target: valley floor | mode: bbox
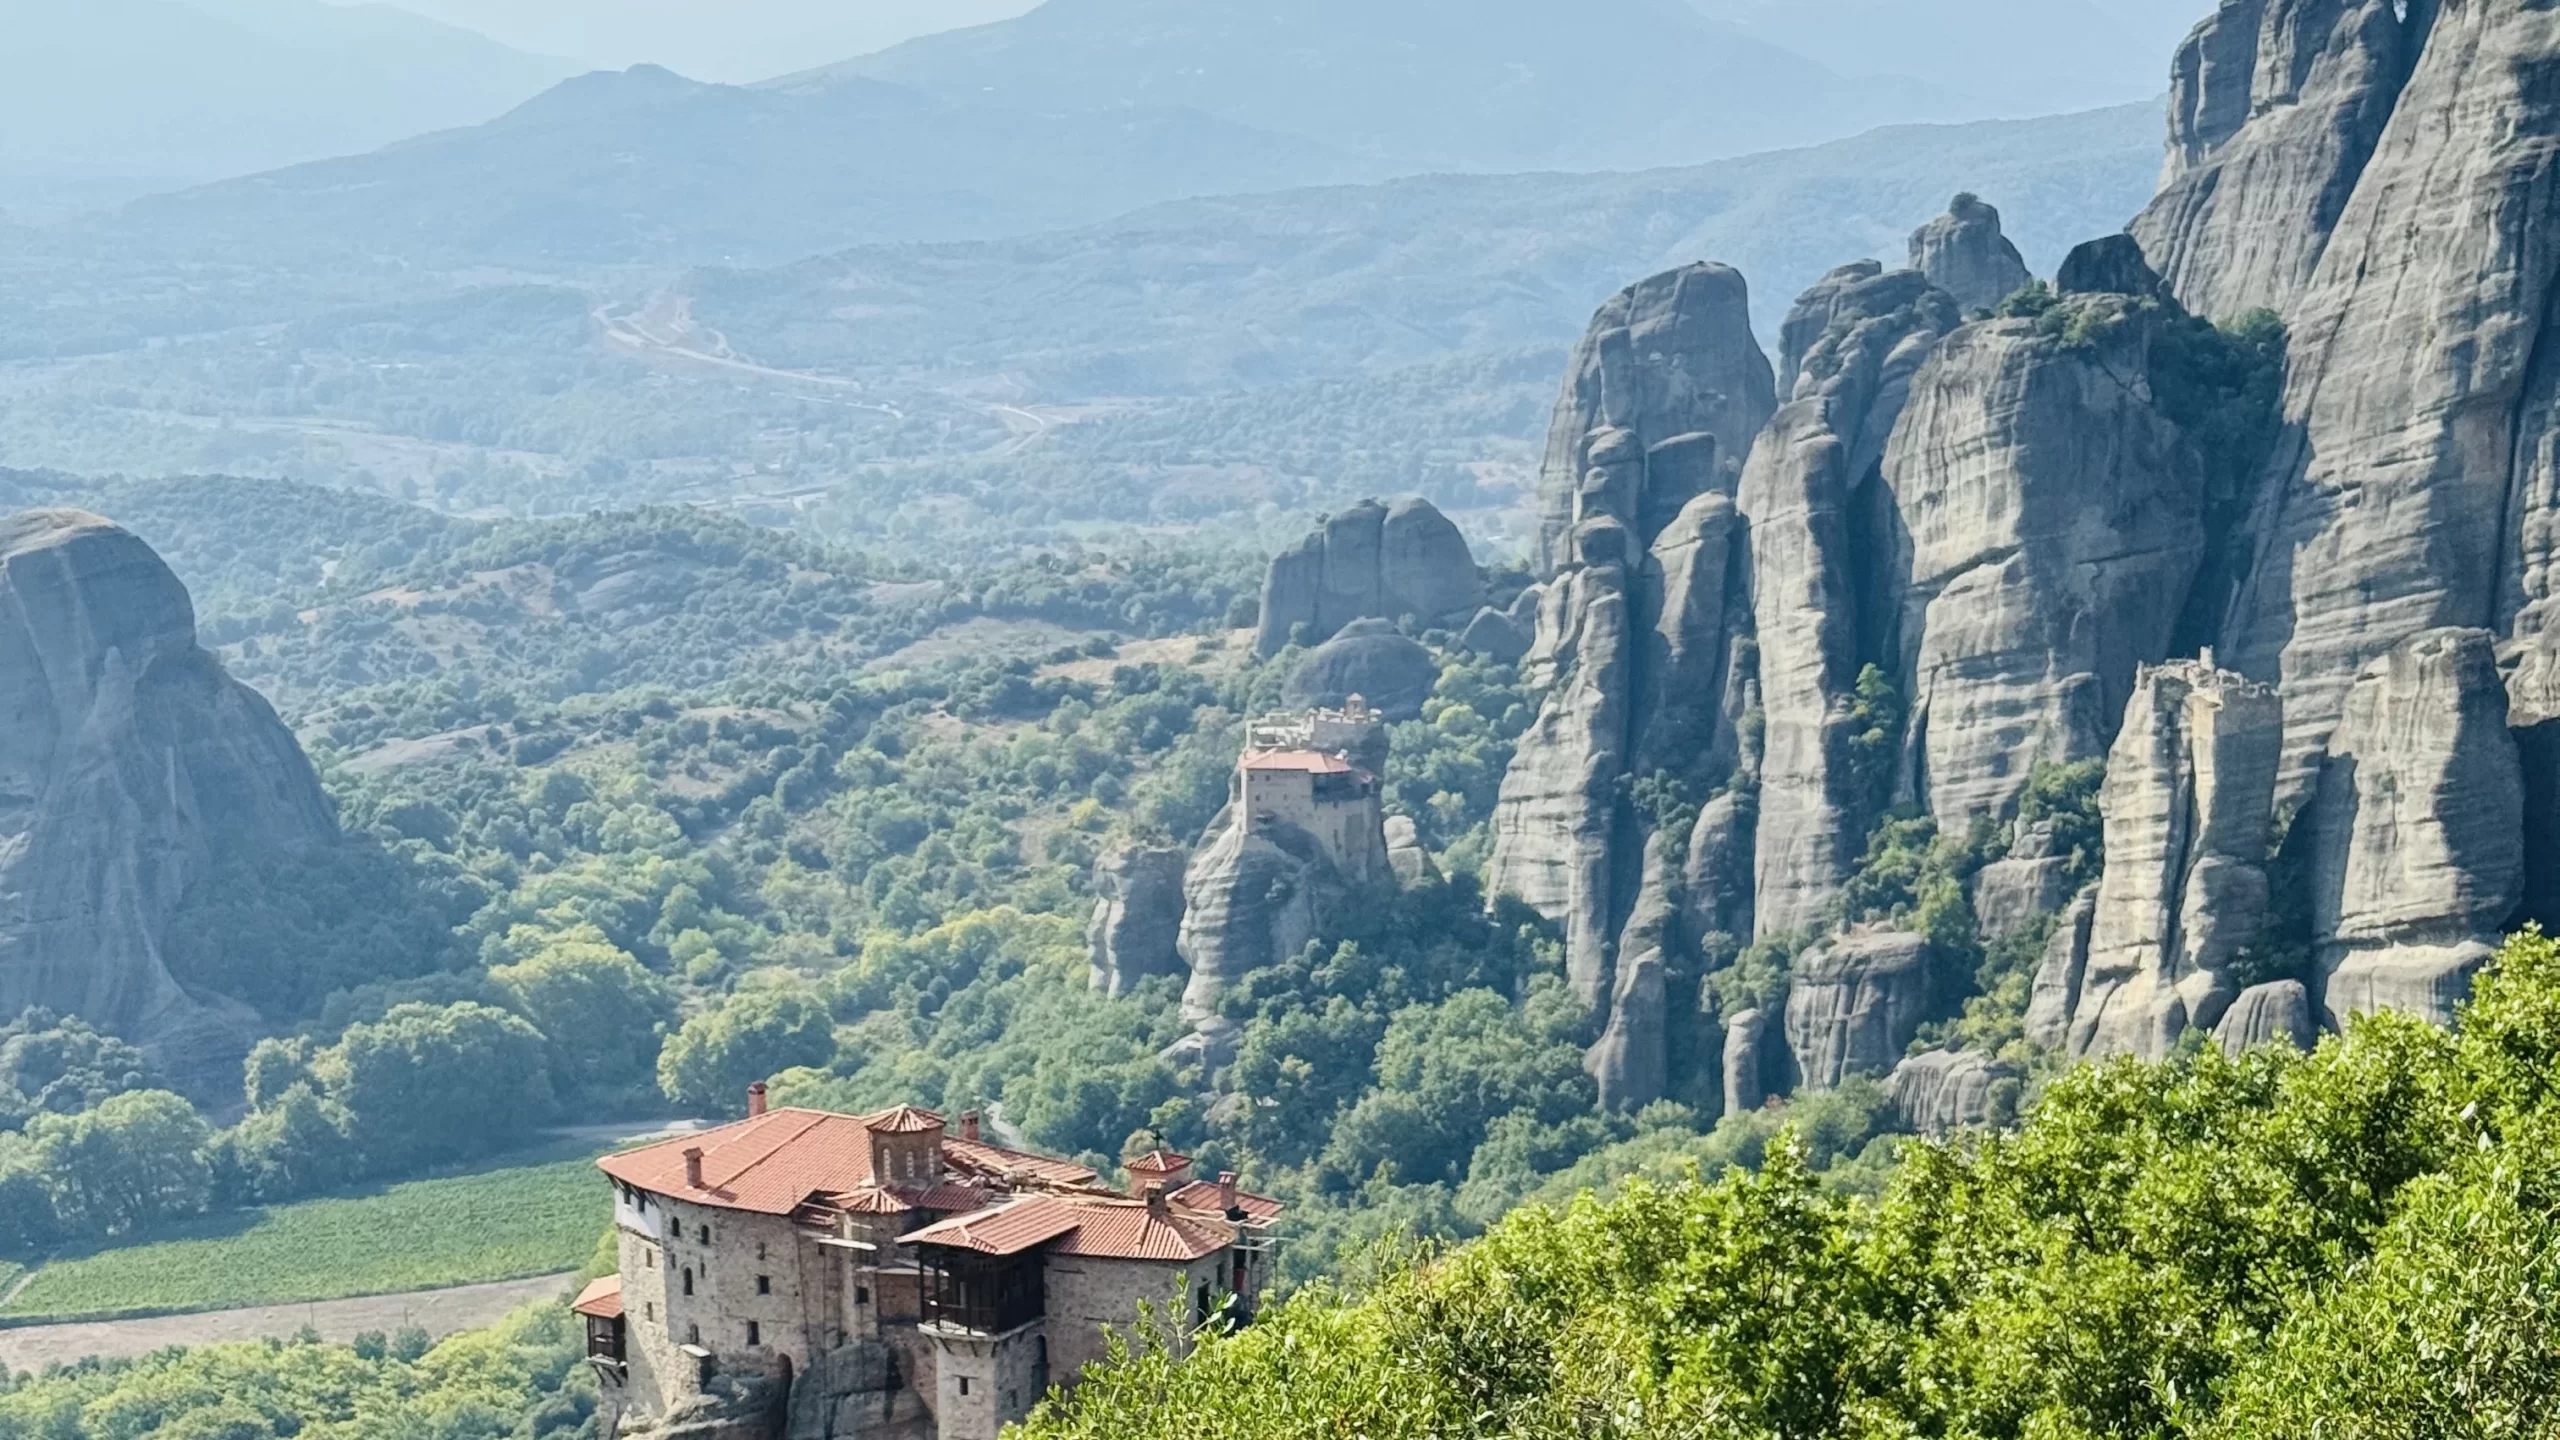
[0,1273,575,1372]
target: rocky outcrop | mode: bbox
[1384,815,1440,887]
[1531,264,1777,574]
[783,1338,932,1440]
[1088,846,1189,997]
[1783,929,1934,1091]
[1972,822,2079,944]
[1588,831,1680,1109]
[1886,292,2211,832]
[2220,0,2560,799]
[1721,1006,1776,1119]
[2024,887,2098,1051]
[2129,0,2429,321]
[1280,618,1440,719]
[1255,497,1481,655]
[0,510,338,1087]
[1907,193,2031,314]
[1175,823,1333,1030]
[2070,660,2284,1059]
[2213,979,2318,1055]
[1457,605,1532,665]
[1886,1049,2019,1135]
[1745,266,1961,938]
[2055,234,2165,300]
[2313,628,2522,1028]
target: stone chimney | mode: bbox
[683,1147,705,1189]
[747,1082,769,1117]
[961,1110,981,1141]
[1144,1183,1170,1220]
[1218,1171,1240,1215]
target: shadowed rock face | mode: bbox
[1088,846,1189,997]
[1281,619,1441,720]
[1887,1048,2018,1135]
[1907,193,2030,314]
[1785,929,1934,1090]
[0,510,337,1087]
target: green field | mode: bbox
[0,1154,605,1323]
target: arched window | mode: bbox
[682,1267,694,1296]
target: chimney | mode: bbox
[747,1082,768,1117]
[683,1147,705,1190]
[1218,1171,1240,1215]
[961,1110,981,1142]
[1144,1183,1170,1220]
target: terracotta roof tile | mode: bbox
[1123,1149,1193,1179]
[944,1138,1099,1187]
[1243,749,1356,775]
[1052,1199,1234,1262]
[598,1108,881,1215]
[572,1275,624,1320]
[862,1105,947,1134]
[902,1181,994,1212]
[905,1195,1086,1256]
[1170,1180,1284,1223]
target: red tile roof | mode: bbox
[1247,749,1369,775]
[573,1275,624,1320]
[863,1105,947,1134]
[943,1137,1099,1188]
[599,1109,884,1215]
[905,1195,1086,1256]
[1123,1149,1193,1179]
[1170,1180,1284,1224]
[1053,1199,1234,1262]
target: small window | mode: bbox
[746,1321,761,1347]
[855,1286,870,1305]
[686,1323,701,1345]
[645,1251,656,1269]
[959,1378,972,1397]
[699,1225,711,1244]
[645,1303,655,1322]
[682,1268,694,1297]
[757,1242,768,1261]
[756,1275,772,1295]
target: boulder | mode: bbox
[1971,823,2077,943]
[1744,268,1959,937]
[1532,263,1778,572]
[1906,194,2031,314]
[0,510,338,1089]
[1087,846,1188,997]
[1721,1006,1774,1119]
[2129,0,2427,321]
[2312,628,2522,1028]
[2055,234,2164,300]
[1885,294,2210,833]
[2071,660,2284,1059]
[1255,496,1481,656]
[1280,618,1440,720]
[1457,605,1531,664]
[1383,815,1440,887]
[1176,823,1332,1029]
[1886,1049,2019,1135]
[2213,980,2318,1056]
[1784,929,1935,1090]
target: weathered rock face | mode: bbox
[2220,0,2560,800]
[1280,618,1441,719]
[1886,294,2211,832]
[2069,660,2284,1059]
[2056,234,2166,300]
[1175,822,1333,1030]
[2130,0,2429,322]
[1784,929,1934,1091]
[1383,814,1441,887]
[1745,267,1961,938]
[1256,496,1481,656]
[1972,821,2078,944]
[1721,1006,1778,1119]
[1088,846,1189,997]
[1907,193,2031,314]
[1531,263,1777,574]
[0,510,337,1086]
[2023,886,2098,1052]
[1587,831,1680,1109]
[2313,628,2522,1028]
[2213,979,2318,1056]
[1886,1048,2019,1135]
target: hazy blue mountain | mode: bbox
[1694,0,2211,116]
[0,0,575,204]
[826,0,1968,175]
[685,102,2167,394]
[374,0,1041,82]
[93,66,1357,268]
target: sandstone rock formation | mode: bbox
[2213,979,2318,1055]
[1722,1006,1776,1119]
[1175,823,1332,1031]
[2055,234,2165,300]
[1907,193,2031,314]
[1886,1048,2018,1135]
[1972,822,2079,944]
[0,510,338,1086]
[1745,266,1960,938]
[1885,292,2211,833]
[2024,887,2098,1052]
[1256,497,1481,656]
[1384,815,1440,887]
[2313,628,2522,1028]
[1280,618,1441,719]
[1087,846,1188,997]
[2070,660,2284,1059]
[1531,263,1777,573]
[1784,929,1933,1090]
[2129,0,2429,321]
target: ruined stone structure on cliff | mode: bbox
[586,1091,1279,1440]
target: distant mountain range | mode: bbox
[372,0,1041,84]
[0,0,573,209]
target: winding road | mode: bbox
[0,1273,577,1372]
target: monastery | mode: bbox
[577,1088,1279,1440]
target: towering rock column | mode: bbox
[1907,193,2031,314]
[2312,628,2523,1028]
[2069,659,2284,1059]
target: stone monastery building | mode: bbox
[1239,699,1385,882]
[576,1089,1279,1440]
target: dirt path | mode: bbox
[0,1273,577,1372]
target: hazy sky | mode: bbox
[359,0,1040,81]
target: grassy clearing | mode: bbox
[0,1153,604,1323]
